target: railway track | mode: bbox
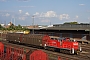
[81,43,90,52]
[44,49,90,60]
[1,40,90,60]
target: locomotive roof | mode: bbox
[49,36,59,39]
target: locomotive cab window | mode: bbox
[70,39,76,42]
[51,38,58,40]
[55,38,58,40]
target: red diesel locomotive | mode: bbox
[6,33,82,54]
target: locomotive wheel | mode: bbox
[64,50,69,54]
[60,49,62,53]
[60,49,71,54]
[60,49,64,53]
[44,46,47,50]
[75,51,80,55]
[37,46,41,49]
[62,49,65,54]
[52,48,55,52]
[65,50,70,54]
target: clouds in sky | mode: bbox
[34,11,71,21]
[41,19,50,23]
[5,13,10,17]
[0,10,78,21]
[2,13,10,17]
[19,10,22,14]
[76,15,78,18]
[59,14,70,20]
[79,4,85,6]
[0,9,88,25]
[18,11,30,20]
[33,11,72,24]
[25,12,30,16]
[17,10,30,20]
[34,11,57,18]
[18,16,26,20]
[43,11,57,17]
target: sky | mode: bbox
[0,0,90,26]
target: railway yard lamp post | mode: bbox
[32,16,34,34]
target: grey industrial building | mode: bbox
[30,24,90,40]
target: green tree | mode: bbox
[0,24,4,30]
[64,22,78,24]
[15,24,22,30]
[9,23,15,30]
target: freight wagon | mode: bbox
[0,42,49,60]
[6,33,82,55]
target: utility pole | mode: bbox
[32,16,34,34]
